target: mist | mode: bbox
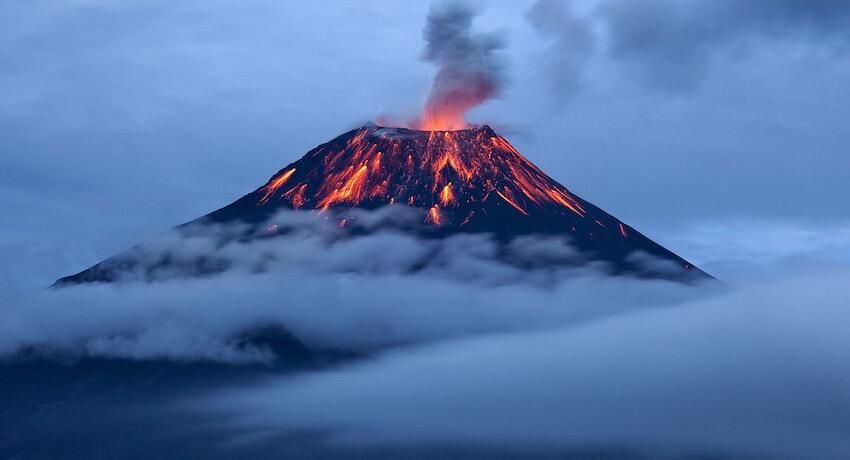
[200,268,850,459]
[1,209,709,363]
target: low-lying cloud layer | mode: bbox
[1,209,707,363]
[2,210,849,458]
[201,267,850,458]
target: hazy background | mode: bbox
[2,1,850,458]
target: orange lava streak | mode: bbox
[285,183,308,208]
[427,205,443,225]
[619,223,628,238]
[268,127,590,229]
[488,137,586,217]
[431,132,474,182]
[439,183,455,207]
[371,151,382,172]
[259,168,296,204]
[490,136,518,155]
[496,187,529,216]
[546,189,586,217]
[318,164,369,209]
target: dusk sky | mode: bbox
[3,0,850,292]
[2,1,850,458]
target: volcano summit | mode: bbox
[57,124,708,285]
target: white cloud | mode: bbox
[199,267,850,458]
[0,210,710,363]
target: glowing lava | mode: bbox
[55,123,711,286]
[439,183,455,207]
[259,168,295,204]
[254,125,597,228]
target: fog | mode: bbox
[201,268,850,458]
[1,210,708,363]
[3,211,849,458]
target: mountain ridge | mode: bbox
[56,124,709,285]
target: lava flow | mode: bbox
[56,123,709,285]
[252,125,589,229]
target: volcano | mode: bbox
[56,124,708,285]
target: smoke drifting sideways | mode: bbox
[411,1,506,131]
[0,208,709,364]
[592,0,850,92]
[526,0,594,107]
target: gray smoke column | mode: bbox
[412,1,506,130]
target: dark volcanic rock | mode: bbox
[56,125,709,285]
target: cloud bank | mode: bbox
[1,209,707,363]
[201,267,850,458]
[2,213,849,458]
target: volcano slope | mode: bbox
[56,124,709,285]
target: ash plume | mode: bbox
[601,0,850,91]
[412,1,506,130]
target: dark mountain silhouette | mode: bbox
[56,124,709,285]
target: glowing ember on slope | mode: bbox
[440,183,455,207]
[496,187,529,216]
[258,168,295,204]
[318,164,369,210]
[427,205,443,225]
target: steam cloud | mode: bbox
[413,1,506,130]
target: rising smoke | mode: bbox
[412,1,506,130]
